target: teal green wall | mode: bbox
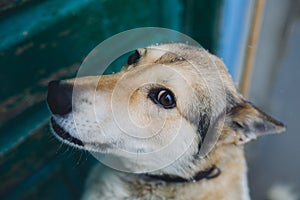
[0,0,222,199]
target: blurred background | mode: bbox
[0,0,299,199]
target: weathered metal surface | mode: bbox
[0,0,34,14]
[0,0,221,199]
[0,124,96,199]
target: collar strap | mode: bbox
[145,165,221,183]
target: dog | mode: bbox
[47,43,285,200]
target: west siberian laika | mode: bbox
[47,43,285,200]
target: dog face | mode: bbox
[47,43,285,174]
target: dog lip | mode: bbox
[50,117,84,146]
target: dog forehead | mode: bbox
[142,44,232,85]
[144,44,225,74]
[165,44,236,86]
[146,43,206,62]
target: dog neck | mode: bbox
[82,145,250,200]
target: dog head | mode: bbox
[47,43,285,175]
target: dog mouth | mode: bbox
[50,117,84,146]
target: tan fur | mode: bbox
[48,43,285,200]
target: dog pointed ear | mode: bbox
[227,101,286,144]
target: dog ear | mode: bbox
[227,101,286,144]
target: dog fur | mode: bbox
[47,43,285,200]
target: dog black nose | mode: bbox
[47,80,73,115]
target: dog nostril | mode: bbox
[47,80,73,115]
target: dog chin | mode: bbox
[50,117,85,148]
[50,117,113,153]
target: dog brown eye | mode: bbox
[127,50,140,65]
[148,88,176,109]
[158,90,175,108]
